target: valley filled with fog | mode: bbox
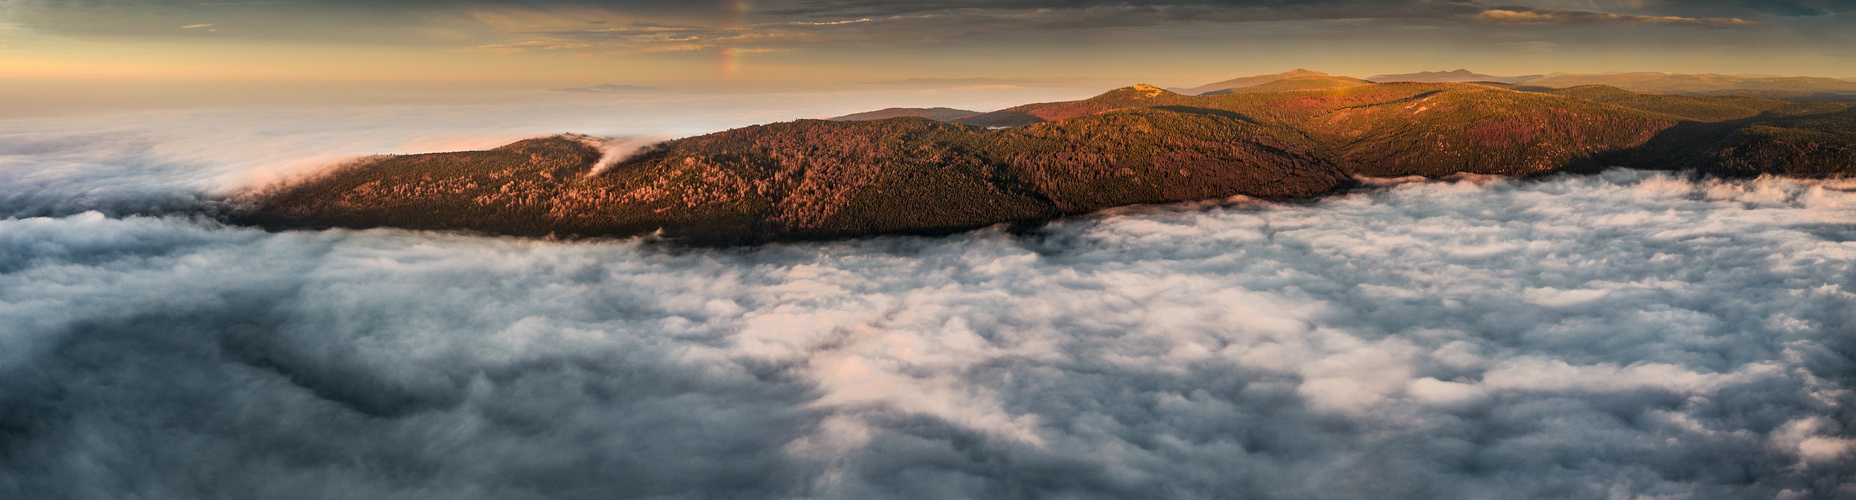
[2,93,1853,499]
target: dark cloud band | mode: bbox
[0,0,1813,45]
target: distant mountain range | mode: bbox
[1201,75,1371,95]
[865,77,1030,87]
[1170,70,1856,98]
[827,107,980,122]
[1517,72,1856,97]
[246,77,1856,244]
[862,77,1116,88]
[1170,69,1332,95]
[1367,69,1542,84]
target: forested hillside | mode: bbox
[244,81,1856,243]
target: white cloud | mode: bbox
[1,103,1853,498]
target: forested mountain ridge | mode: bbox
[242,81,1856,243]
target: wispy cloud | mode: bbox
[1,0,1784,50]
[1497,40,1558,53]
[1470,7,1756,26]
[448,1,1770,57]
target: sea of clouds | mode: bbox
[1,94,1854,499]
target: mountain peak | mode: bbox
[1130,83,1166,94]
[1109,84,1172,98]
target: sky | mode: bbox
[1,0,1854,115]
[3,4,1855,497]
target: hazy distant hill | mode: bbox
[1518,72,1856,96]
[862,77,1112,88]
[837,77,1368,124]
[246,81,1856,243]
[951,84,1191,127]
[1368,69,1541,84]
[828,107,980,122]
[1173,69,1333,95]
[1201,76,1370,95]
[549,84,662,93]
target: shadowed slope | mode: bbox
[1547,85,1787,122]
[1696,106,1856,177]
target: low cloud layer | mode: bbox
[1,103,1853,498]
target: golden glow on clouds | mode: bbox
[440,2,796,78]
[719,46,740,78]
[0,35,700,85]
[1475,9,1559,23]
[1470,8,1755,26]
[0,0,1850,116]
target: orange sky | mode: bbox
[3,0,1852,115]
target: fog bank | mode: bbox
[1,99,1853,498]
[0,170,1851,498]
